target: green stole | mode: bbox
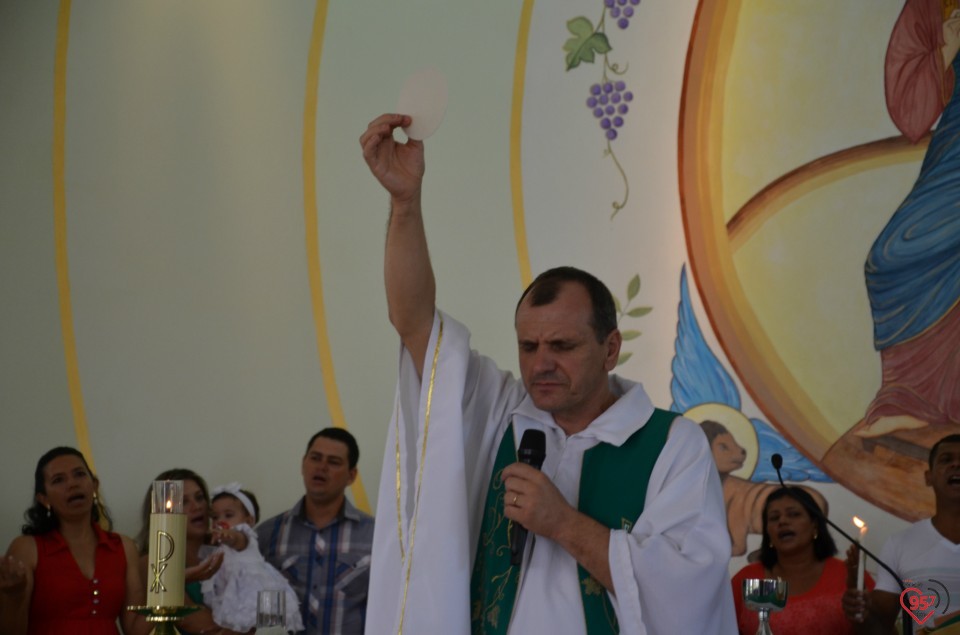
[469,409,676,635]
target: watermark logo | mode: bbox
[900,579,950,627]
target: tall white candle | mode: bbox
[853,516,867,591]
[147,480,186,608]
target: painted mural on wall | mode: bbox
[558,0,844,550]
[679,0,960,522]
[853,0,960,481]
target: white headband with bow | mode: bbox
[211,482,256,521]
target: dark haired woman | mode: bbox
[730,487,874,635]
[0,447,150,635]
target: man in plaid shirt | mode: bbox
[257,428,375,634]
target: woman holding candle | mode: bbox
[730,487,875,635]
[136,469,248,635]
[0,446,151,635]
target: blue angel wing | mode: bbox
[750,418,832,483]
[670,266,740,412]
[670,267,832,484]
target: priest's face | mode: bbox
[515,282,621,433]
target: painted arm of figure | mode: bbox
[359,113,433,378]
[945,10,960,69]
[0,538,35,635]
[886,0,957,142]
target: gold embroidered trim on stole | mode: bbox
[396,316,444,634]
[393,388,404,563]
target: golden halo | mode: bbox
[685,402,759,479]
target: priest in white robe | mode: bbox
[359,113,737,635]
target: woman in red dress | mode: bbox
[0,447,150,635]
[731,487,875,635]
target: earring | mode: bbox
[46,505,52,518]
[93,492,99,503]
[813,530,818,540]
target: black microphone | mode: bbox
[771,453,784,474]
[769,454,911,633]
[510,429,546,566]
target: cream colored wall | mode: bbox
[0,0,531,551]
[0,0,914,578]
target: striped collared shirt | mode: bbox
[257,497,374,635]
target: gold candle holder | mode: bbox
[129,480,198,635]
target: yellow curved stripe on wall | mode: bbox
[302,0,370,513]
[680,0,832,454]
[54,0,97,473]
[511,0,535,289]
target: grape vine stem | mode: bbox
[604,141,629,218]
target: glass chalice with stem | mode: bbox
[742,578,788,635]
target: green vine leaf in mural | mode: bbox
[626,273,640,300]
[612,273,653,367]
[563,17,612,70]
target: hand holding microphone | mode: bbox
[505,429,546,566]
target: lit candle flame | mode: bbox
[852,516,867,532]
[166,499,173,512]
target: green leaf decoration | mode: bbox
[621,329,641,341]
[581,576,605,596]
[626,306,652,318]
[563,17,611,70]
[626,274,640,300]
[617,352,633,366]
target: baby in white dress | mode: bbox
[202,483,304,632]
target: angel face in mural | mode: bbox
[703,420,747,474]
[860,0,960,451]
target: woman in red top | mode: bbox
[0,447,150,635]
[731,487,875,635]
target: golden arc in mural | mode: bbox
[678,0,937,520]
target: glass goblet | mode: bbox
[742,578,788,635]
[256,589,287,634]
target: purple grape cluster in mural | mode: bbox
[604,0,641,30]
[587,81,633,141]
